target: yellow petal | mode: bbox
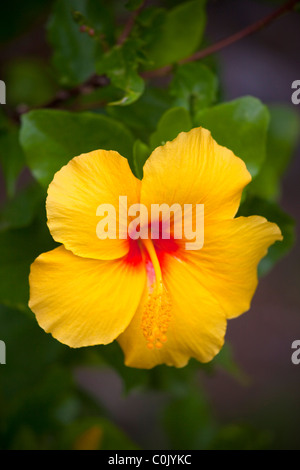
[29,245,146,347]
[46,150,141,260]
[141,127,251,222]
[181,216,282,319]
[118,252,227,369]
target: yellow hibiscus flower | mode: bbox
[28,127,282,369]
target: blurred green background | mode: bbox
[0,0,299,450]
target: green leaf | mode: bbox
[164,385,216,449]
[0,109,9,131]
[170,62,218,115]
[0,213,57,311]
[133,139,150,179]
[20,109,134,188]
[196,96,270,177]
[3,364,76,449]
[0,181,44,231]
[126,0,143,11]
[72,82,124,109]
[107,86,172,141]
[142,0,206,69]
[0,128,26,198]
[150,106,192,150]
[238,196,295,276]
[96,40,145,106]
[212,424,272,450]
[110,77,144,106]
[4,58,57,107]
[47,0,113,86]
[0,305,66,399]
[249,105,300,200]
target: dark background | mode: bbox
[0,0,299,449]
[205,0,300,450]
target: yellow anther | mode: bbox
[141,239,171,350]
[153,327,160,338]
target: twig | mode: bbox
[183,0,299,65]
[117,1,145,46]
[143,0,300,79]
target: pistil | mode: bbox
[141,239,171,350]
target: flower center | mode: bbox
[141,239,171,350]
